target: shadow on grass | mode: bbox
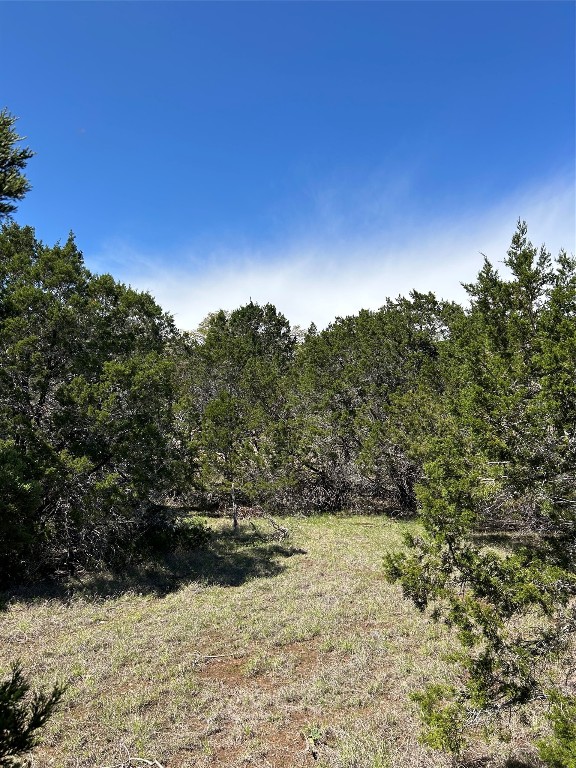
[457,757,541,768]
[0,525,307,609]
[471,531,543,554]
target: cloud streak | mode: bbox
[89,175,575,331]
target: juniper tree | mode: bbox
[0,110,34,219]
[0,223,181,583]
[385,222,576,760]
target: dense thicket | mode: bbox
[0,223,188,582]
[282,294,456,513]
[168,294,453,519]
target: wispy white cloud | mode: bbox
[88,174,575,331]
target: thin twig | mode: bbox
[100,759,166,768]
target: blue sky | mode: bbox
[2,1,574,329]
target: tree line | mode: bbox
[1,110,575,764]
[1,222,458,583]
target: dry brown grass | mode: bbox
[0,516,545,768]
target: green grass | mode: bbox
[0,516,546,768]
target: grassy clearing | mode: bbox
[0,516,545,768]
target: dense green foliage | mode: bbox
[385,223,576,761]
[0,109,34,219]
[180,302,296,521]
[283,294,454,513]
[0,223,185,582]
